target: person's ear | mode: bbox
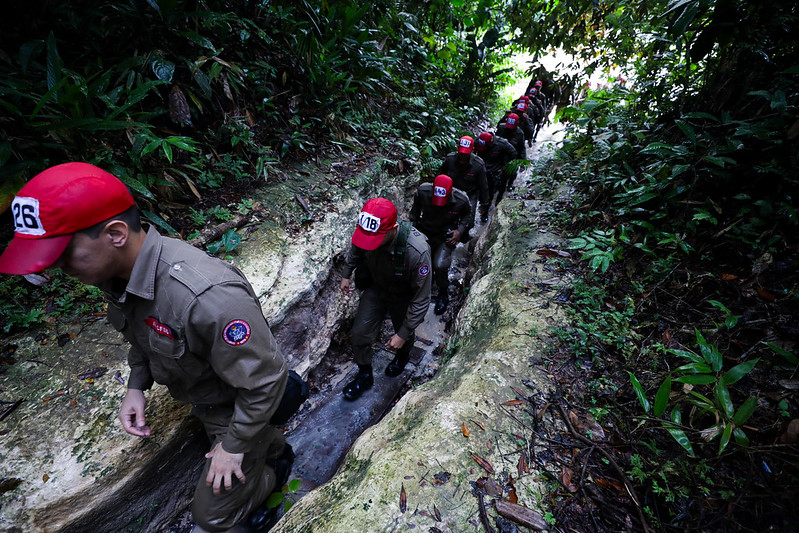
[104,220,129,248]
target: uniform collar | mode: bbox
[121,226,163,301]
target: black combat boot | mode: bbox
[385,353,410,377]
[342,366,373,401]
[245,444,296,532]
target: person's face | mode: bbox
[51,230,117,286]
[376,227,398,251]
[457,152,470,165]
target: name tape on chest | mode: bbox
[357,211,381,233]
[145,317,175,339]
[11,197,45,236]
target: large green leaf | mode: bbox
[654,375,671,416]
[733,397,758,426]
[628,372,650,413]
[721,358,759,385]
[714,381,734,418]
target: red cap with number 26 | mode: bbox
[351,197,398,251]
[0,162,135,275]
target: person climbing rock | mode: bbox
[0,162,295,533]
[409,174,471,315]
[339,198,431,401]
[439,135,490,229]
[475,131,518,205]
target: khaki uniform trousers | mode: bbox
[351,287,414,366]
[191,404,286,532]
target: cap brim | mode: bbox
[432,196,447,206]
[0,234,72,275]
[351,227,385,251]
[457,148,471,154]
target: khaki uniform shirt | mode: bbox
[341,226,432,340]
[104,228,287,455]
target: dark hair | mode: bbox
[79,205,142,239]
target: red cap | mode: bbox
[506,113,519,129]
[476,132,493,152]
[432,175,453,206]
[457,135,474,154]
[534,80,543,87]
[516,102,528,113]
[0,162,135,275]
[351,198,398,250]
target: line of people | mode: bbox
[337,80,552,404]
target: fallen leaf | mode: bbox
[560,466,577,492]
[471,452,495,474]
[757,287,776,301]
[485,477,503,497]
[472,419,485,431]
[511,386,527,398]
[433,504,441,521]
[400,483,407,513]
[517,453,530,476]
[502,399,525,406]
[720,273,737,280]
[42,474,49,482]
[595,477,625,493]
[462,423,470,438]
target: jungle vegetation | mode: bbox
[1,0,797,531]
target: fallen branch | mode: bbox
[187,212,253,248]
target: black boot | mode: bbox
[434,293,449,315]
[246,444,296,532]
[385,353,409,377]
[343,366,373,401]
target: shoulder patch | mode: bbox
[418,264,430,277]
[223,319,251,346]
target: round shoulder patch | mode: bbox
[223,319,251,346]
[418,264,430,277]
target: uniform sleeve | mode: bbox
[455,194,472,236]
[398,239,432,340]
[127,346,155,391]
[409,190,423,224]
[187,282,288,454]
[340,243,363,279]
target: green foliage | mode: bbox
[266,478,302,513]
[630,330,759,456]
[206,229,242,255]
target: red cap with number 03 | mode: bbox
[457,135,474,154]
[351,197,398,250]
[432,175,453,206]
[0,162,135,275]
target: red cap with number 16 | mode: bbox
[0,162,135,275]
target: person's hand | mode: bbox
[118,389,151,437]
[386,334,406,351]
[446,230,461,247]
[205,442,246,495]
[340,278,354,296]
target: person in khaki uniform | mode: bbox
[409,175,471,315]
[0,162,290,533]
[339,198,431,401]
